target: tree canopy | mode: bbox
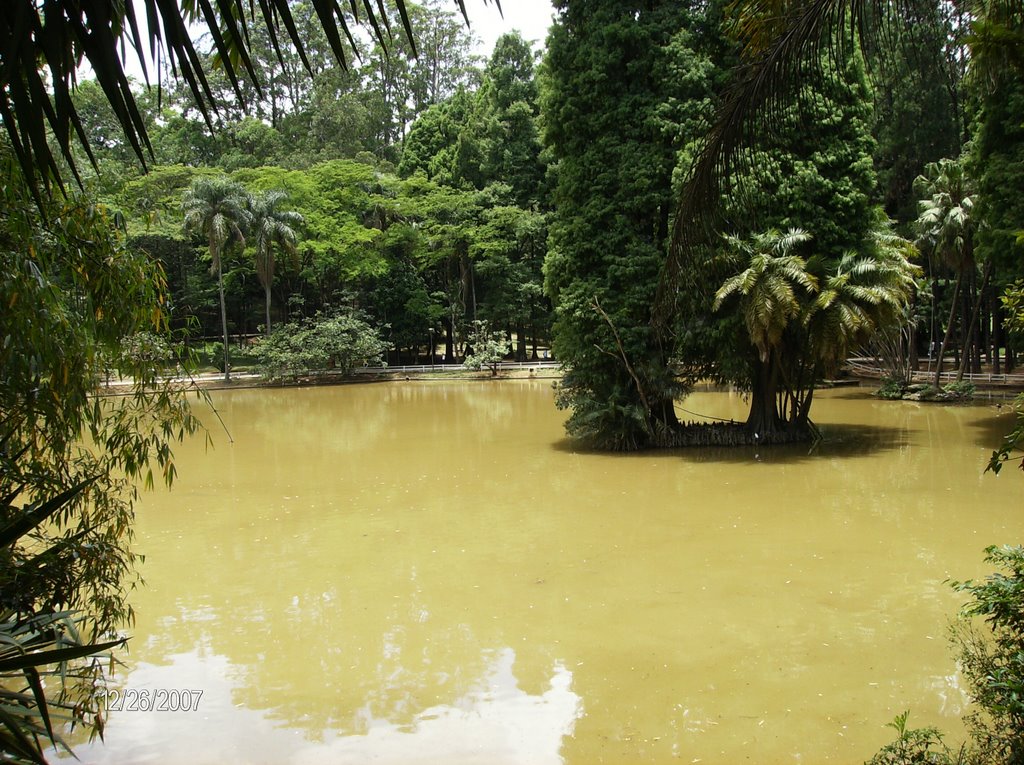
[0,0,496,197]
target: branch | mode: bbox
[591,295,651,416]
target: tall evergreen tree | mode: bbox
[478,32,545,207]
[542,0,716,450]
[869,0,965,225]
[972,45,1024,284]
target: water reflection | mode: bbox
[296,649,581,765]
[67,648,581,765]
[59,383,1024,764]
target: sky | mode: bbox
[461,0,558,54]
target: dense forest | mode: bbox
[74,3,551,371]
[63,0,1023,449]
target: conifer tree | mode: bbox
[542,0,717,449]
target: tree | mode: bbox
[247,190,304,335]
[868,0,965,225]
[673,41,882,444]
[359,0,477,158]
[0,0,448,195]
[542,0,715,450]
[478,32,545,207]
[913,157,976,385]
[472,197,550,361]
[711,221,918,439]
[660,0,1023,337]
[399,87,485,187]
[713,229,818,434]
[182,177,251,380]
[255,312,388,381]
[971,12,1024,372]
[808,222,921,378]
[463,320,511,375]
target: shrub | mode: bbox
[877,377,909,400]
[462,320,510,377]
[987,393,1024,474]
[943,380,976,399]
[256,312,387,381]
[866,710,964,765]
[950,546,1024,765]
[207,341,227,373]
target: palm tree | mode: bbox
[182,177,250,381]
[807,226,920,377]
[715,228,817,361]
[714,228,818,435]
[247,190,303,336]
[913,158,976,386]
[715,224,918,434]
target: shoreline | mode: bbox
[96,364,563,396]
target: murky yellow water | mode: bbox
[62,382,1023,765]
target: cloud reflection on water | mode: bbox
[62,646,582,765]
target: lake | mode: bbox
[62,381,1024,764]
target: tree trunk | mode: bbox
[957,261,992,381]
[797,384,815,428]
[933,271,963,387]
[265,285,272,337]
[218,264,231,382]
[993,295,1004,375]
[651,394,680,435]
[746,356,780,438]
[442,316,454,363]
[909,321,919,375]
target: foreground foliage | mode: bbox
[0,150,201,758]
[868,546,1024,765]
[951,546,1024,764]
[866,710,965,765]
[989,283,1024,473]
[0,480,128,764]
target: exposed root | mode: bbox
[653,421,815,448]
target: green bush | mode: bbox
[988,393,1024,474]
[866,710,964,765]
[463,320,510,377]
[206,341,227,373]
[877,377,909,400]
[951,546,1024,765]
[255,312,387,381]
[867,547,1024,765]
[943,380,976,399]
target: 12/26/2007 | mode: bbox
[96,688,203,712]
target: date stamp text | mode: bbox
[95,688,204,713]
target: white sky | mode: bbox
[462,0,558,54]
